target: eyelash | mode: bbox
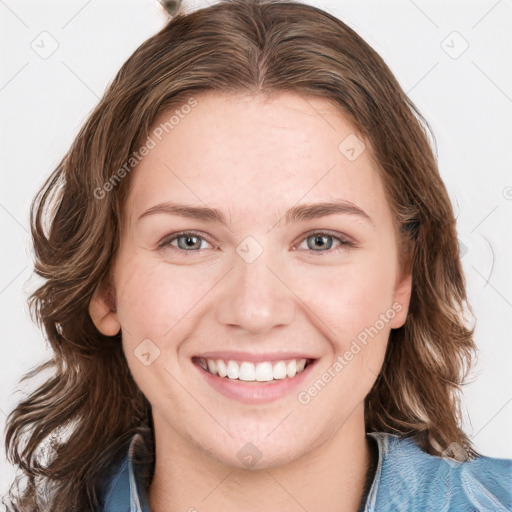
[157,230,355,255]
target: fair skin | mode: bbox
[90,91,411,512]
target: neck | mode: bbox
[149,405,374,512]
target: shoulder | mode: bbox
[365,432,512,512]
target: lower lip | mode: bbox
[194,360,316,404]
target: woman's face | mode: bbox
[96,91,411,468]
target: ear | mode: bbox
[389,235,414,329]
[390,270,412,329]
[88,279,121,336]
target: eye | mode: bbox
[158,231,214,252]
[295,232,355,254]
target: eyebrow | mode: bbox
[137,199,373,226]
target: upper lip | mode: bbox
[193,351,318,363]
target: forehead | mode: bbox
[124,91,390,229]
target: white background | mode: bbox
[1,0,511,499]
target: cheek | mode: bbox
[291,248,399,343]
[113,255,220,342]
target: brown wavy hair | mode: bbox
[4,0,477,510]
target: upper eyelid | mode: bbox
[158,231,214,249]
[297,229,355,244]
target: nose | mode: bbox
[215,248,295,335]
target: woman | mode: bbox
[4,1,511,511]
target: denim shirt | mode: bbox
[99,431,512,512]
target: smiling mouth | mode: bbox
[192,357,315,383]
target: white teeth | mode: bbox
[198,357,310,382]
[207,359,217,374]
[272,361,287,380]
[227,360,239,379]
[239,362,256,381]
[286,360,297,378]
[255,362,273,382]
[217,359,227,377]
